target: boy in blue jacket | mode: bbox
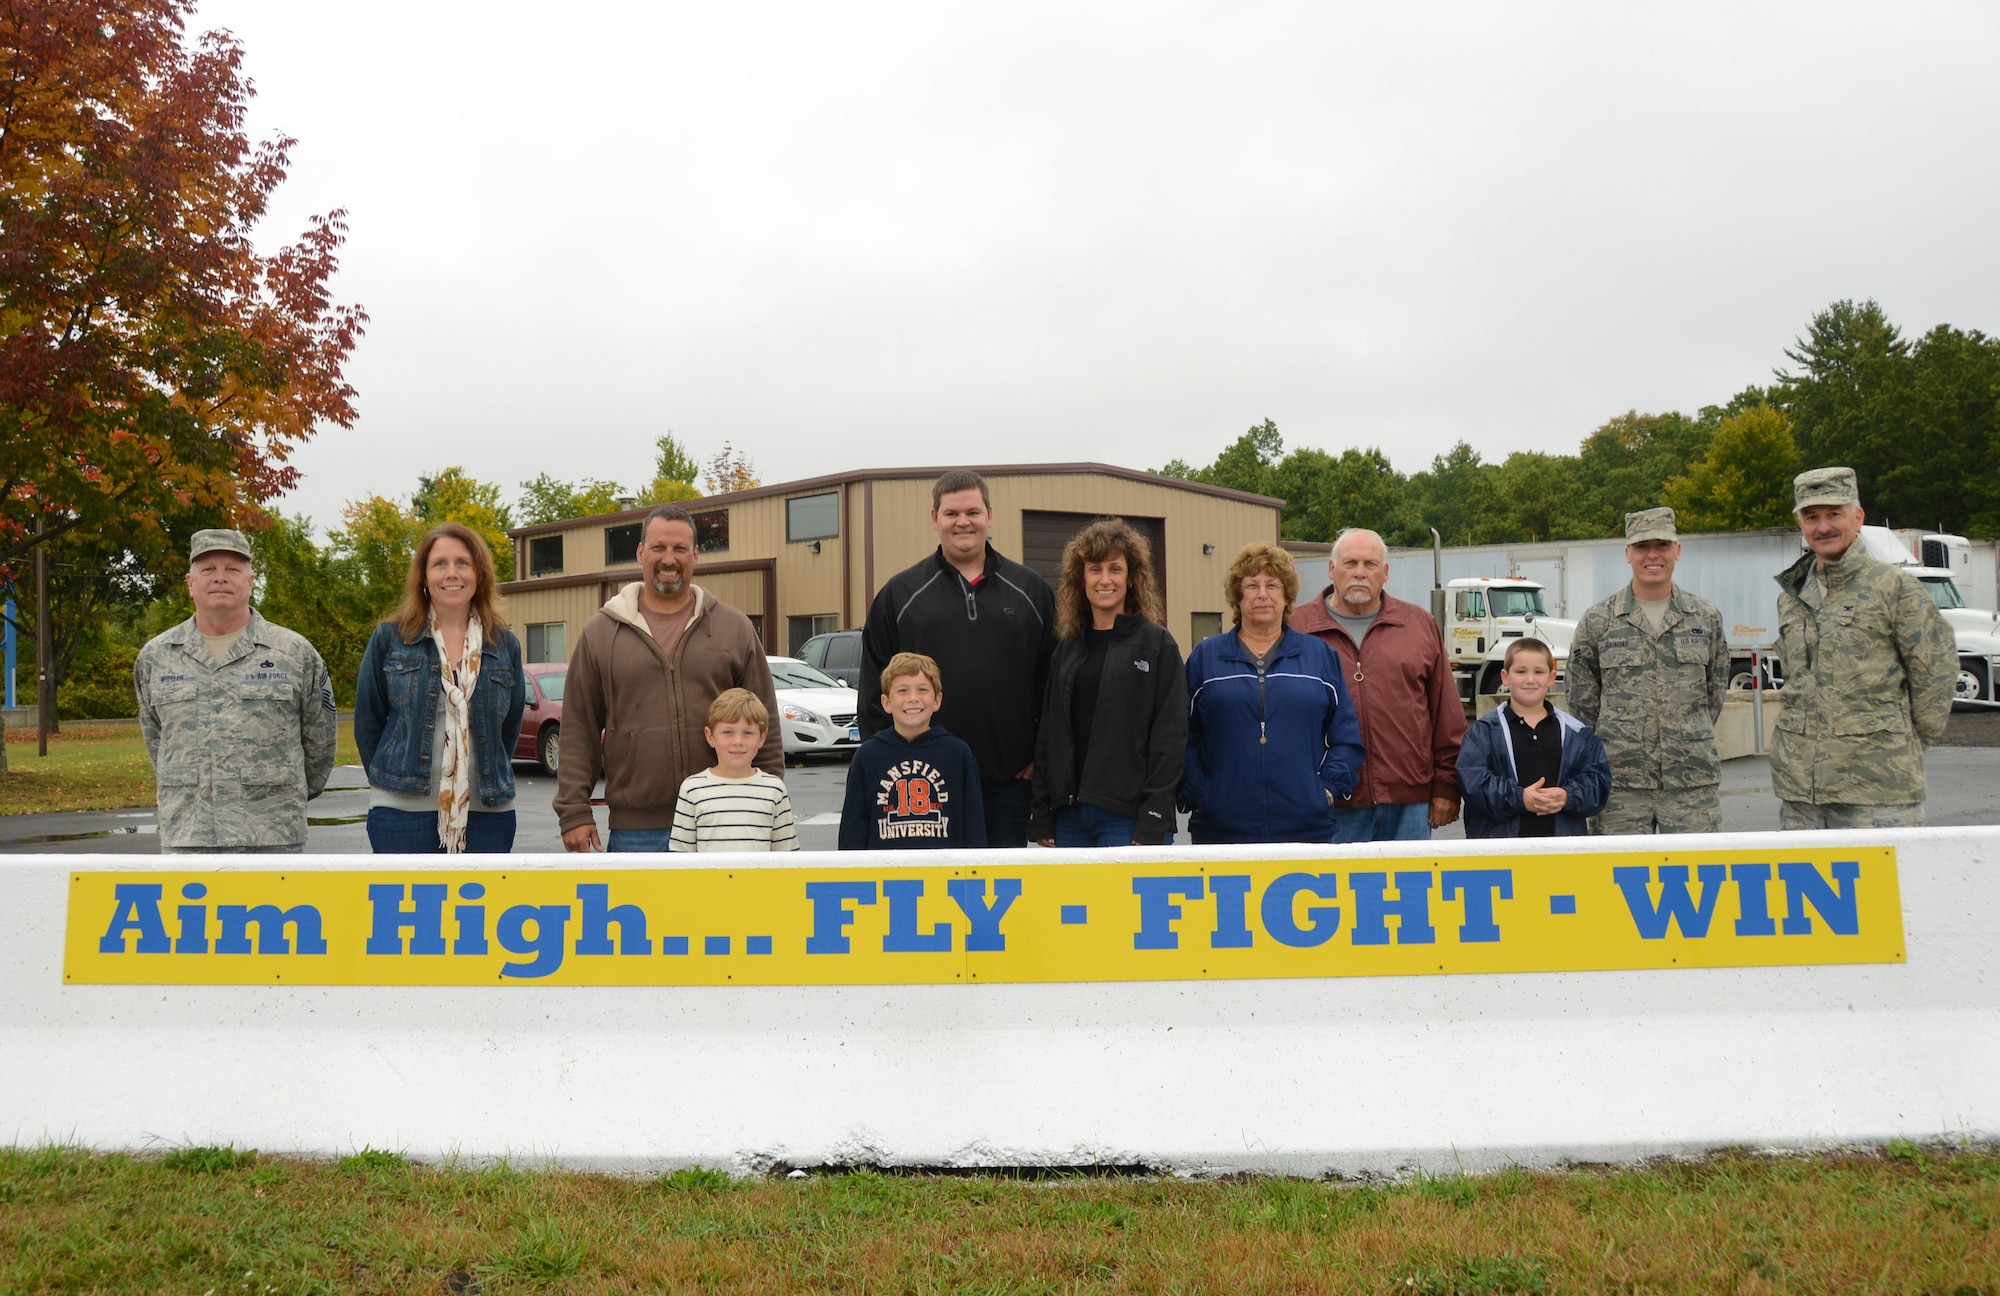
[839,652,987,849]
[1460,638,1610,838]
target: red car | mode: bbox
[514,663,566,776]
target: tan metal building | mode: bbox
[498,463,1283,664]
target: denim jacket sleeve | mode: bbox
[353,624,392,771]
[494,630,527,756]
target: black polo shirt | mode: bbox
[1502,704,1563,838]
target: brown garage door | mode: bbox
[1020,511,1168,616]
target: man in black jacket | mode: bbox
[860,470,1056,847]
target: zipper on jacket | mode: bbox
[1257,658,1268,745]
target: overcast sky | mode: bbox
[190,0,2000,534]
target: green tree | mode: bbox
[519,473,623,525]
[1571,411,1716,534]
[1661,405,1801,532]
[637,433,702,505]
[1199,420,1284,497]
[412,467,515,580]
[1152,420,1287,498]
[1775,299,1910,491]
[330,495,421,595]
[1274,446,1412,542]
[1400,442,1495,547]
[1491,452,1591,541]
[250,514,382,705]
[1901,325,2000,534]
[0,528,163,725]
[653,434,699,485]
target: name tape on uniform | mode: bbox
[64,848,1903,986]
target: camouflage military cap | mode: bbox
[188,528,254,562]
[1624,507,1678,543]
[1793,466,1859,510]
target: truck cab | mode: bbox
[1440,577,1576,701]
[1860,527,2000,705]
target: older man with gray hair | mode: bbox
[1291,527,1465,841]
[133,528,338,852]
[1771,467,1956,829]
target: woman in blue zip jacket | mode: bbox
[1180,543,1364,845]
[354,522,527,853]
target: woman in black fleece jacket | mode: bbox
[1029,518,1188,846]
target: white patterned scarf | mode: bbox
[430,610,484,853]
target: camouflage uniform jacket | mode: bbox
[1770,543,1955,806]
[134,611,338,849]
[1565,584,1729,790]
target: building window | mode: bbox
[526,622,567,664]
[694,509,729,553]
[786,492,839,542]
[787,613,839,657]
[1189,612,1223,645]
[604,522,642,568]
[528,535,563,577]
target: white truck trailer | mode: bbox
[1381,526,2000,705]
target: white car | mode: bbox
[767,656,862,758]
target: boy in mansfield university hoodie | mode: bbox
[839,652,987,849]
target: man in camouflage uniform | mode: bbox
[1565,507,1731,833]
[1772,467,1956,829]
[134,529,338,853]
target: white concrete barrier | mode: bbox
[3,829,1992,1176]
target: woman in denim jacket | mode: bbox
[354,523,527,853]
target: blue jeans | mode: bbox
[607,827,675,853]
[1330,801,1432,844]
[982,777,1033,849]
[366,807,517,854]
[1054,803,1175,847]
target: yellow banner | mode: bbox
[63,848,1902,987]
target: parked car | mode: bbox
[768,655,860,758]
[797,629,863,690]
[514,663,566,776]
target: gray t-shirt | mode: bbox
[1328,601,1379,649]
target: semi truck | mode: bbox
[1381,526,2000,706]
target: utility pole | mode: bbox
[36,513,50,758]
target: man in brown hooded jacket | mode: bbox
[556,505,783,851]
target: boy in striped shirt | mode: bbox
[670,689,799,853]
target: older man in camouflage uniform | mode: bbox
[1772,467,1955,829]
[134,529,338,853]
[1565,507,1731,834]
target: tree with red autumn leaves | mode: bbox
[0,0,366,582]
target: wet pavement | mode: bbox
[4,736,1997,854]
[0,757,865,855]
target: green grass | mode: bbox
[0,722,362,816]
[2,1145,1996,1293]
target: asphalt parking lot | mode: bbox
[6,711,1999,854]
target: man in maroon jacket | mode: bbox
[1291,528,1466,841]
